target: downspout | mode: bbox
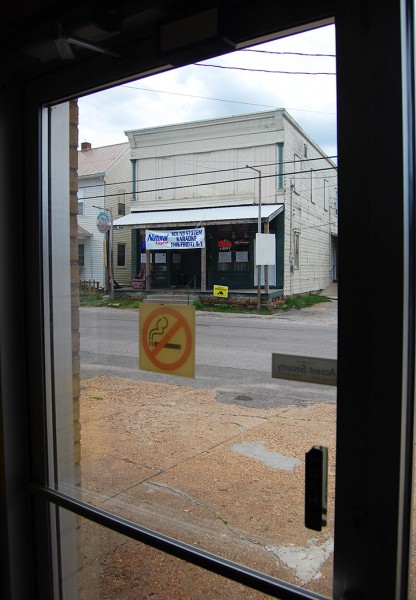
[131,159,137,202]
[131,159,137,280]
[289,178,294,295]
[276,142,284,192]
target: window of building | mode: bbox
[293,154,301,194]
[217,226,250,272]
[324,179,329,211]
[117,243,126,267]
[78,243,85,267]
[277,142,284,190]
[118,202,125,216]
[293,231,300,269]
[78,187,85,215]
[310,169,315,204]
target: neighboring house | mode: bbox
[77,141,131,288]
[114,109,338,296]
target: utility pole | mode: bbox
[246,165,262,310]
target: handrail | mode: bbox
[186,274,197,305]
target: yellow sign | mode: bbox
[139,303,195,378]
[213,285,229,298]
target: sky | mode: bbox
[78,23,336,158]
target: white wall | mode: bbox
[126,109,338,295]
[102,149,132,285]
[77,175,106,287]
[282,112,338,295]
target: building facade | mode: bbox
[116,109,338,295]
[77,141,132,288]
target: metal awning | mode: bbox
[113,204,284,230]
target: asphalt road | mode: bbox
[80,302,337,408]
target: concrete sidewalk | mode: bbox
[321,282,338,300]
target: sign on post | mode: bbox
[213,285,228,298]
[96,211,110,233]
[255,233,276,266]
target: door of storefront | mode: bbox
[212,225,252,289]
[150,249,202,288]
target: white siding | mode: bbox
[125,109,338,296]
[282,113,338,295]
[77,176,106,287]
[103,148,132,285]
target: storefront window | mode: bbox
[217,227,250,272]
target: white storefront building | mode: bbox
[114,109,338,296]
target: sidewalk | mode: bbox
[78,376,336,599]
[321,282,338,300]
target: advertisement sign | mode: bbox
[255,233,276,266]
[96,211,110,233]
[145,228,205,250]
[213,285,229,298]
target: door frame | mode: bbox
[1,2,414,599]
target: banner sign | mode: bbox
[145,228,205,250]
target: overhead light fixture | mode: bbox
[54,26,120,60]
[159,7,235,66]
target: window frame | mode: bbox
[1,3,414,600]
[78,243,85,267]
[117,242,126,267]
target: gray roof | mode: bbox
[113,204,284,229]
[78,142,129,177]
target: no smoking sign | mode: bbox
[139,303,195,378]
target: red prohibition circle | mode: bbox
[141,306,193,371]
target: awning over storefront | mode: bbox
[113,204,284,230]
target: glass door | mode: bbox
[41,23,338,599]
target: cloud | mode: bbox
[78,24,337,156]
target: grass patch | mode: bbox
[194,293,330,314]
[80,292,331,314]
[278,294,331,311]
[80,293,141,310]
[193,298,274,315]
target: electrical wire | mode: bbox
[78,165,337,202]
[79,156,338,191]
[122,84,277,110]
[241,49,335,58]
[195,63,336,76]
[120,84,336,116]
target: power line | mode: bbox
[241,49,336,58]
[122,84,276,110]
[195,63,336,76]
[79,165,337,202]
[79,156,338,191]
[121,84,336,116]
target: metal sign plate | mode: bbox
[272,353,337,386]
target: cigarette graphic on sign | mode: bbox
[149,316,181,349]
[139,304,195,378]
